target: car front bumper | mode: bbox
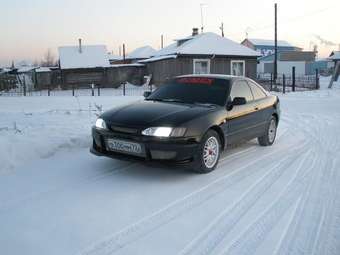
[90,127,200,164]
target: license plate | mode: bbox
[106,139,143,155]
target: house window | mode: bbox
[193,59,210,74]
[231,60,245,76]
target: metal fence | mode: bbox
[257,70,319,93]
[0,83,153,97]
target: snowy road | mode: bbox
[1,84,340,255]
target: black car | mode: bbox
[90,75,280,173]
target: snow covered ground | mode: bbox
[0,77,340,255]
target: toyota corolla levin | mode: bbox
[90,75,280,173]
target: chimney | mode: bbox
[192,28,199,36]
[78,38,82,53]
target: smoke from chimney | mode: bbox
[78,38,82,53]
[192,28,199,36]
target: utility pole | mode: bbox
[200,3,206,33]
[274,3,278,82]
[161,34,164,49]
[245,27,252,39]
[219,22,224,37]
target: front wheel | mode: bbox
[192,130,221,174]
[258,116,277,146]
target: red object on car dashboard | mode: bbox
[176,77,214,85]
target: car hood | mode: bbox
[101,100,216,127]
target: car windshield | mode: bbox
[146,77,231,106]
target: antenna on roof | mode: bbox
[245,27,252,39]
[219,22,224,37]
[200,3,207,33]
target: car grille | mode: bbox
[110,125,139,134]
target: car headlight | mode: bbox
[95,118,107,129]
[142,127,186,137]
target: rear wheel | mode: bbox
[192,130,221,173]
[258,116,277,146]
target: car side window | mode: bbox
[230,80,254,103]
[247,80,267,100]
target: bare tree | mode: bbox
[40,49,55,67]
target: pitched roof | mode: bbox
[247,38,295,48]
[138,55,177,63]
[107,53,123,61]
[35,67,51,73]
[329,51,340,60]
[127,46,157,59]
[58,45,110,69]
[17,66,36,73]
[155,32,260,57]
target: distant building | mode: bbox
[241,38,302,57]
[328,51,340,87]
[257,51,316,75]
[58,40,111,88]
[329,51,340,63]
[58,40,147,88]
[141,29,260,85]
[126,46,157,63]
[107,53,123,65]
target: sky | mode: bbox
[0,0,339,67]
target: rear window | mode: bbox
[147,77,231,106]
[247,80,267,100]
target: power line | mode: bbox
[227,5,336,38]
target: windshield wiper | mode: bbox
[146,98,187,104]
[161,98,187,103]
[192,102,219,107]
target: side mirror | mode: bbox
[232,97,247,106]
[143,91,152,98]
[226,97,247,111]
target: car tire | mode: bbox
[258,116,277,146]
[192,130,221,174]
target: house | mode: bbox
[241,38,302,57]
[328,51,340,88]
[257,51,316,76]
[108,53,123,65]
[307,58,334,76]
[140,29,260,85]
[126,46,157,63]
[34,67,53,90]
[58,40,111,88]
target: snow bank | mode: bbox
[0,96,141,173]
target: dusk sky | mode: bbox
[1,0,339,67]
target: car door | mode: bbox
[246,79,271,136]
[226,79,259,144]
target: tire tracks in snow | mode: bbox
[0,142,259,214]
[274,119,339,255]
[78,140,306,255]
[0,161,138,213]
[177,143,313,255]
[219,147,317,255]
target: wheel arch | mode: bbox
[209,125,226,150]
